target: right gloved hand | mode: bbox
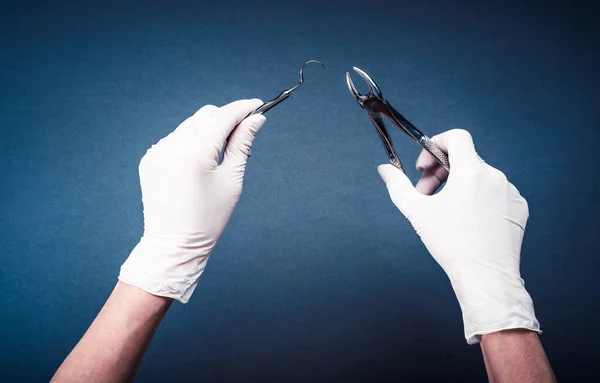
[377,129,540,344]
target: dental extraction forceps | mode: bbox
[250,60,325,115]
[346,67,450,174]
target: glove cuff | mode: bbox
[448,263,541,344]
[118,236,211,304]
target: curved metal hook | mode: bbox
[252,60,325,115]
[290,60,326,92]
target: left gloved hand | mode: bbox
[119,99,266,303]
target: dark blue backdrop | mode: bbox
[1,0,599,381]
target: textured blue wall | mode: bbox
[1,1,599,381]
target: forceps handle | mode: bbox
[418,136,450,171]
[383,102,450,172]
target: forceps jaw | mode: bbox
[346,66,451,173]
[351,66,383,99]
[347,68,404,170]
[345,72,362,105]
[345,67,384,107]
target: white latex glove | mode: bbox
[119,99,266,303]
[377,129,540,344]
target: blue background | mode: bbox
[1,0,599,381]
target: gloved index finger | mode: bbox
[429,129,481,171]
[211,99,264,144]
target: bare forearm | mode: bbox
[480,329,556,383]
[52,281,173,383]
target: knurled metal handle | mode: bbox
[419,136,450,171]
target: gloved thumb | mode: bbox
[378,164,423,219]
[221,114,266,170]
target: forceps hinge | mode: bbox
[346,67,450,173]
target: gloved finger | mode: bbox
[377,164,423,218]
[415,147,440,172]
[221,114,266,171]
[194,104,219,119]
[151,105,219,152]
[175,105,219,135]
[157,105,220,155]
[428,129,480,171]
[415,148,450,194]
[211,99,264,145]
[415,169,444,195]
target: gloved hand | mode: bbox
[119,99,266,303]
[377,129,540,344]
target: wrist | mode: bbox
[112,281,173,319]
[480,327,539,343]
